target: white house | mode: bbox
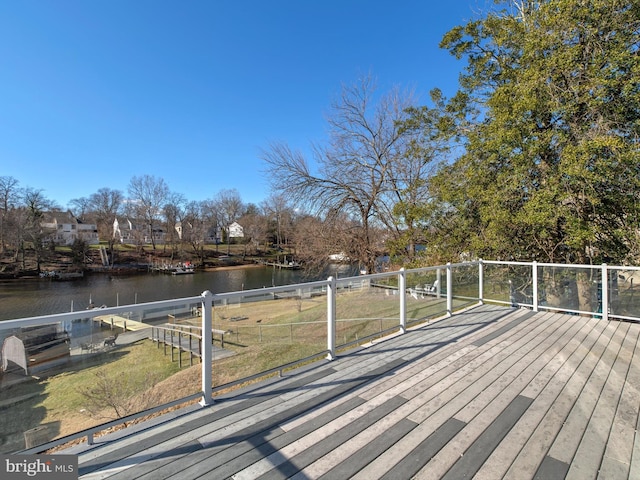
[41,211,99,246]
[227,222,244,240]
[175,221,221,244]
[113,218,165,245]
[228,221,244,239]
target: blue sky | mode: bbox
[0,1,486,209]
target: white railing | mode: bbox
[3,260,639,453]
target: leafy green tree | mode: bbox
[414,0,640,270]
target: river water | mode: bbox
[0,264,357,322]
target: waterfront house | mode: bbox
[228,221,244,239]
[113,217,166,245]
[40,211,99,246]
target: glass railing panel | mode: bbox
[405,268,447,326]
[335,274,400,347]
[538,264,601,314]
[608,267,640,320]
[210,284,328,390]
[0,300,203,453]
[483,262,534,307]
[451,263,479,309]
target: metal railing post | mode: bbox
[478,260,484,305]
[399,268,406,333]
[327,277,336,360]
[532,261,538,312]
[602,264,609,321]
[446,263,453,316]
[200,290,213,406]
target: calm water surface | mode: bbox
[0,265,356,321]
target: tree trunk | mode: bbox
[575,270,595,314]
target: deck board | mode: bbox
[502,318,610,479]
[474,316,603,479]
[67,305,640,479]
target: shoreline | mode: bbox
[0,260,270,282]
[202,263,264,272]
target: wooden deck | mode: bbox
[66,305,640,479]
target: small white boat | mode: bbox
[172,267,194,275]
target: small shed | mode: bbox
[1,325,70,375]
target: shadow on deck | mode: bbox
[63,305,640,479]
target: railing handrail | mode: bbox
[5,260,640,454]
[210,279,330,301]
[0,295,203,330]
[151,325,202,339]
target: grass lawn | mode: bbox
[0,340,182,452]
[0,285,456,453]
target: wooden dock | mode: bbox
[94,314,150,332]
[261,260,301,269]
[65,305,640,479]
[150,324,234,367]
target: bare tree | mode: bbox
[127,175,169,251]
[180,200,211,263]
[80,370,161,423]
[263,76,415,273]
[290,213,351,275]
[0,176,20,255]
[88,188,123,261]
[68,197,92,220]
[163,192,186,258]
[238,211,269,257]
[261,193,296,259]
[214,189,245,255]
[21,188,58,272]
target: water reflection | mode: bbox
[0,264,357,321]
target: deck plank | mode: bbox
[78,367,337,476]
[66,307,640,480]
[503,317,617,479]
[349,312,561,480]
[473,315,604,479]
[410,313,584,480]
[547,321,628,468]
[160,396,368,480]
[604,334,640,479]
[567,322,638,479]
